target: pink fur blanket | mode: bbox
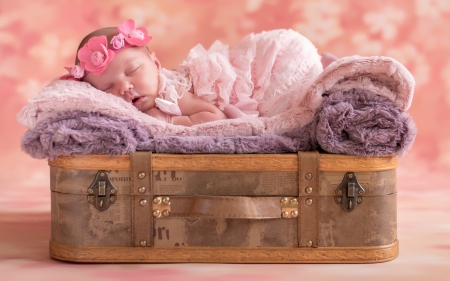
[17,55,414,139]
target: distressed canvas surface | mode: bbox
[50,167,395,248]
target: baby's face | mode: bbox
[83,46,160,113]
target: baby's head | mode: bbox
[65,19,161,113]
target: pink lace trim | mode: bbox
[157,68,192,104]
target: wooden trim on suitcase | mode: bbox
[48,154,398,172]
[49,239,399,264]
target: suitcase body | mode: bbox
[49,151,398,263]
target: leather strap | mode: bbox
[131,152,153,247]
[163,196,284,219]
[298,151,320,248]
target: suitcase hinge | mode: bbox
[87,171,118,211]
[334,172,365,212]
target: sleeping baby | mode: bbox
[63,19,324,126]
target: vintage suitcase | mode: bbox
[48,151,398,263]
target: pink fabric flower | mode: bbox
[64,65,85,79]
[129,29,144,40]
[77,36,115,75]
[117,19,152,46]
[60,74,80,81]
[110,33,125,49]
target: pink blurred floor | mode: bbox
[1,157,450,281]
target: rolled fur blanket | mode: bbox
[312,88,417,157]
[21,111,315,159]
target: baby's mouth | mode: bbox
[132,96,144,108]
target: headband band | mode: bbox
[64,19,152,80]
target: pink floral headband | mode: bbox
[64,19,152,80]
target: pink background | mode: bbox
[1,0,449,280]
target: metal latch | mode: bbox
[87,171,118,211]
[335,172,365,212]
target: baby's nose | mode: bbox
[119,81,133,96]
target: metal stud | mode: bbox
[162,210,170,217]
[305,173,313,180]
[110,189,116,194]
[140,240,147,247]
[337,190,342,195]
[88,188,94,194]
[291,210,299,218]
[348,174,353,178]
[138,187,146,194]
[281,197,289,204]
[357,198,362,203]
[358,190,363,195]
[110,196,116,203]
[137,172,146,179]
[281,211,289,218]
[305,187,313,194]
[290,198,298,204]
[153,197,162,204]
[100,173,105,177]
[305,198,313,206]
[162,197,171,205]
[140,199,148,206]
[306,240,313,247]
[337,198,342,202]
[153,210,161,217]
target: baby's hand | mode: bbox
[145,107,171,123]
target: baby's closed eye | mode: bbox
[100,84,113,91]
[126,66,140,76]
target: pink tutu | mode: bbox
[179,29,323,117]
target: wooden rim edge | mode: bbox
[48,154,398,172]
[49,239,399,264]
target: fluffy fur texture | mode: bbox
[21,111,149,159]
[21,111,315,159]
[308,55,415,111]
[311,89,417,156]
[20,88,417,159]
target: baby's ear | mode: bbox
[144,47,161,69]
[152,54,161,70]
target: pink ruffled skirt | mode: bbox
[181,29,323,117]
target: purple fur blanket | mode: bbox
[310,88,417,157]
[21,89,416,159]
[21,111,315,160]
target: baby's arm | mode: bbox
[146,92,227,126]
[172,91,227,126]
